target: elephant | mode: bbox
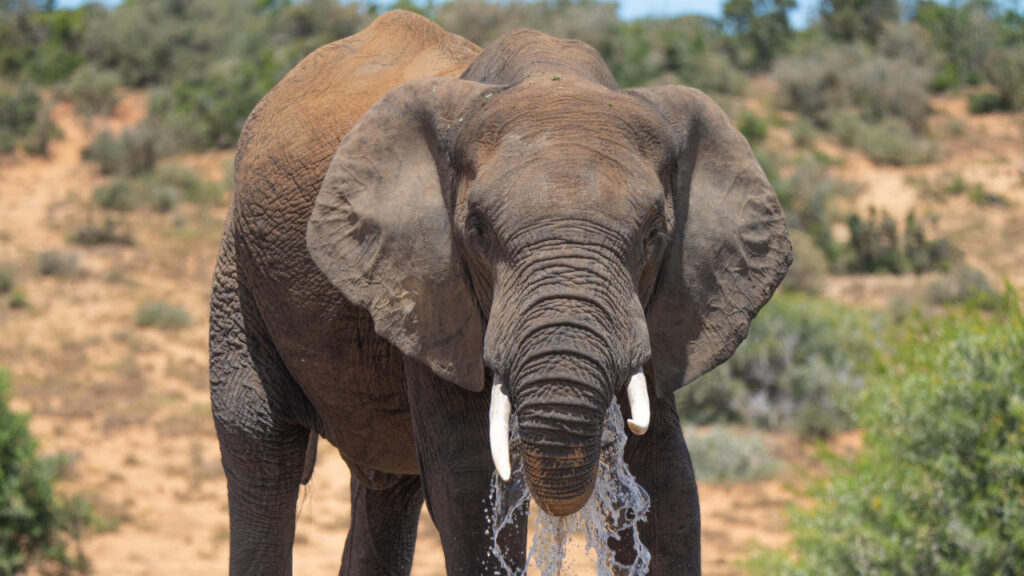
[209,10,791,576]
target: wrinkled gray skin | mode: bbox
[209,11,791,576]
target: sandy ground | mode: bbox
[2,89,1020,575]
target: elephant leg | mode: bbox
[210,226,315,576]
[340,473,423,576]
[612,390,701,576]
[216,421,308,576]
[404,359,528,576]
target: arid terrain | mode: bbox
[1,89,1021,575]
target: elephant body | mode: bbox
[210,10,791,575]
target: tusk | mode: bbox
[626,370,650,435]
[489,374,512,481]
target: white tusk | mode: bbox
[489,374,512,481]
[626,370,650,435]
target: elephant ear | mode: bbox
[628,86,792,398]
[307,78,494,392]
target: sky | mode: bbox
[55,0,820,27]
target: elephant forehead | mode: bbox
[470,144,664,226]
[466,79,671,158]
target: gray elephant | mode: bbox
[209,10,791,576]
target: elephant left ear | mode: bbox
[627,86,792,398]
[307,78,494,391]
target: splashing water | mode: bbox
[488,397,652,576]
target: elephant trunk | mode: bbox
[484,241,651,516]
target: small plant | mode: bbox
[93,178,138,211]
[69,216,133,246]
[59,63,121,117]
[135,300,192,329]
[781,230,828,295]
[968,92,1007,114]
[82,124,162,177]
[8,291,28,309]
[0,266,13,293]
[925,264,999,309]
[151,165,223,206]
[967,183,1010,207]
[790,119,816,148]
[36,250,78,277]
[737,111,768,143]
[685,426,780,483]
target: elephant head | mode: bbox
[307,31,791,516]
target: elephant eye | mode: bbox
[466,214,492,252]
[643,218,668,263]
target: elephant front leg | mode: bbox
[612,389,701,576]
[404,358,528,575]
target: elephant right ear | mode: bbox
[628,86,792,398]
[307,78,495,392]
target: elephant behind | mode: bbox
[210,10,791,576]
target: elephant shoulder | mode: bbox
[234,11,481,214]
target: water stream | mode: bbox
[488,397,652,576]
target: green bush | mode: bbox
[59,63,120,116]
[685,426,780,483]
[0,369,88,574]
[903,209,958,273]
[765,153,857,264]
[152,165,223,206]
[986,45,1024,111]
[968,91,1008,114]
[754,298,1024,575]
[82,124,164,177]
[781,229,828,295]
[36,250,77,277]
[0,84,42,139]
[679,293,878,438]
[69,216,133,246]
[92,178,137,211]
[789,119,817,148]
[925,264,1000,309]
[838,114,936,165]
[135,300,191,330]
[737,111,768,143]
[0,266,13,294]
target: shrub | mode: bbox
[0,266,13,294]
[754,298,1024,574]
[8,291,28,310]
[685,426,780,483]
[135,300,191,329]
[842,115,936,165]
[925,264,1000,308]
[0,84,42,139]
[36,250,78,277]
[678,293,878,438]
[69,216,133,246]
[967,183,1011,207]
[986,45,1024,111]
[737,111,768,143]
[59,63,121,116]
[768,154,857,264]
[968,91,1008,114]
[152,165,223,206]
[82,123,164,177]
[781,230,828,295]
[789,119,816,148]
[21,115,61,157]
[0,369,89,574]
[904,210,958,273]
[93,178,138,211]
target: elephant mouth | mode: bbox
[487,370,650,485]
